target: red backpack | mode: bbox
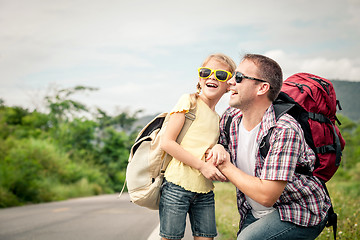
[260,72,345,182]
[259,73,345,239]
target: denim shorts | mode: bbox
[159,180,217,239]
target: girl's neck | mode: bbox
[199,94,219,111]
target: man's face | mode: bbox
[228,59,260,110]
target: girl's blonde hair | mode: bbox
[190,53,237,108]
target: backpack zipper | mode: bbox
[309,77,330,95]
[286,81,313,96]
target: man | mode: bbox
[209,54,330,239]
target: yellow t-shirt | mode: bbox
[164,94,220,193]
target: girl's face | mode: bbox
[198,58,231,103]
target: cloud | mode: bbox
[74,76,195,116]
[300,58,360,81]
[266,50,360,81]
[0,0,359,116]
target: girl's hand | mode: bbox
[207,144,230,166]
[204,148,211,160]
[199,161,227,182]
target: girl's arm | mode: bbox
[160,112,226,182]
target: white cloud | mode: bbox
[300,58,360,81]
[74,77,195,116]
[266,50,360,81]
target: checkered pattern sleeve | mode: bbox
[219,107,242,164]
[260,126,300,181]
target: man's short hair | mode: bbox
[243,54,283,102]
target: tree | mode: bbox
[45,85,98,126]
[337,115,359,170]
[95,107,142,132]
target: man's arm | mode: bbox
[213,144,287,207]
[218,160,287,207]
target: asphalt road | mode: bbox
[0,193,163,240]
[0,193,197,240]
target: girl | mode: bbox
[159,53,236,240]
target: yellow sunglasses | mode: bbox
[198,67,233,82]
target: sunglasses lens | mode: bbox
[199,68,211,78]
[235,72,243,83]
[216,71,229,81]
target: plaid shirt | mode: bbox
[219,105,331,230]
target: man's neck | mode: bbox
[241,102,271,131]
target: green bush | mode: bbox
[47,178,104,200]
[0,88,138,207]
[0,186,20,208]
[95,127,130,190]
[0,138,110,207]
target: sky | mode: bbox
[1,0,360,117]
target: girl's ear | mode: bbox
[197,82,202,94]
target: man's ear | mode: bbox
[257,83,271,96]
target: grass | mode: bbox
[214,176,360,240]
[214,182,239,240]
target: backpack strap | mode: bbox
[259,103,313,176]
[323,182,338,240]
[160,105,197,173]
[117,178,127,199]
[259,102,295,159]
[308,112,342,166]
[224,115,233,145]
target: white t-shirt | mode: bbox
[236,120,275,219]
